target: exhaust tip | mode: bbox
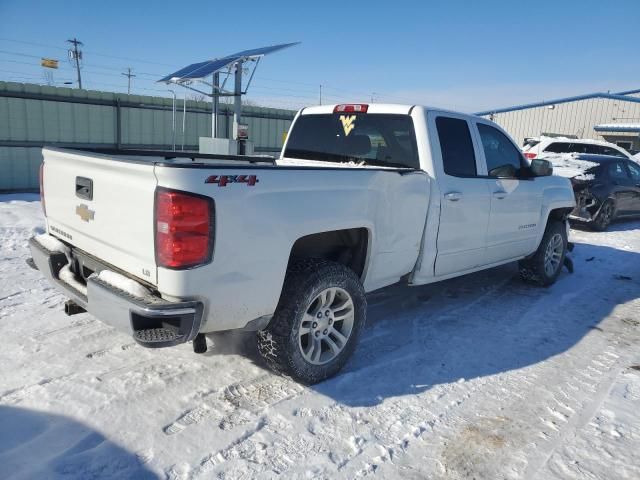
[64,300,86,316]
[192,333,207,354]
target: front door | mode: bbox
[474,121,542,263]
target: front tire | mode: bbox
[519,220,567,286]
[257,259,366,385]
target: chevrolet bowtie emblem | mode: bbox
[76,204,95,222]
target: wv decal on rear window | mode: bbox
[339,115,357,136]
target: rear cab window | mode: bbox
[435,117,477,176]
[284,113,420,169]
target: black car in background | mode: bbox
[556,154,640,231]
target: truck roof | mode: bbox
[300,104,414,115]
[300,103,487,121]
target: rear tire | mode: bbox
[591,199,615,231]
[257,259,366,385]
[519,220,567,287]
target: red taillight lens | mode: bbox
[524,152,537,159]
[39,162,46,215]
[334,104,369,113]
[155,189,213,269]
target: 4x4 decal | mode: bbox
[205,174,259,187]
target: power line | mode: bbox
[0,36,178,67]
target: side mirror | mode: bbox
[530,158,553,177]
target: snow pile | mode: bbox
[97,270,151,300]
[34,233,68,254]
[547,153,599,179]
[58,265,87,296]
[3,194,640,480]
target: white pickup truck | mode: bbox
[30,103,575,384]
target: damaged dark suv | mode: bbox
[555,154,640,231]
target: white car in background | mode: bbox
[523,136,633,161]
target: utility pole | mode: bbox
[319,84,322,105]
[122,67,136,94]
[67,38,83,89]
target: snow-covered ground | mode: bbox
[1,194,639,480]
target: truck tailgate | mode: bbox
[42,148,158,285]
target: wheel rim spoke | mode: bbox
[330,328,348,348]
[298,286,355,365]
[544,233,564,276]
[325,336,340,354]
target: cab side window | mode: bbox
[477,123,525,178]
[436,117,477,177]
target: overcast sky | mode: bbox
[1,0,638,112]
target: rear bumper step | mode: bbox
[29,236,204,348]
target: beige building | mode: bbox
[476,89,640,154]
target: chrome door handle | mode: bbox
[444,192,462,202]
[493,190,507,199]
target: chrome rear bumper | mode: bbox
[29,236,204,348]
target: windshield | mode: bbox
[284,113,420,169]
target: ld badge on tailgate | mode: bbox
[76,203,95,222]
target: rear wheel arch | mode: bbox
[287,227,371,281]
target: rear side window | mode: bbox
[627,161,640,181]
[544,142,571,153]
[570,143,590,154]
[600,146,627,158]
[608,162,630,180]
[477,123,525,178]
[436,117,477,176]
[284,114,419,168]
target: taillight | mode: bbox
[524,152,537,159]
[334,104,368,113]
[39,162,46,215]
[155,189,213,269]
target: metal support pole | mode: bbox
[168,90,176,151]
[67,38,83,89]
[182,94,187,151]
[233,60,243,154]
[115,98,121,149]
[212,72,219,138]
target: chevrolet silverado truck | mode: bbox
[29,103,575,384]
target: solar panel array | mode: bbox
[158,42,299,83]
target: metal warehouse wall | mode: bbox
[0,82,296,191]
[483,97,640,148]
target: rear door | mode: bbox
[42,148,158,284]
[427,112,491,276]
[607,160,635,214]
